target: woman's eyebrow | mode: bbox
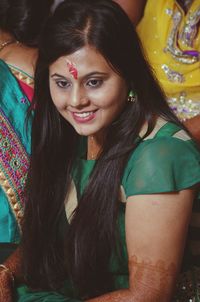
[82,71,109,81]
[51,71,108,79]
[50,73,67,78]
[84,71,108,77]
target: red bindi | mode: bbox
[66,60,78,80]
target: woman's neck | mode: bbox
[0,30,17,51]
[87,133,104,160]
[0,29,12,40]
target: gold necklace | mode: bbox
[0,39,19,51]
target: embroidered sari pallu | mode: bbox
[0,59,33,243]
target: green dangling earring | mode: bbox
[128,90,137,102]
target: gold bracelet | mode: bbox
[0,264,15,283]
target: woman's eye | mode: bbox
[56,80,70,88]
[87,79,102,88]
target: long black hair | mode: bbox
[22,0,181,298]
[0,0,53,46]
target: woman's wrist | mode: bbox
[0,264,15,284]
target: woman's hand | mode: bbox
[0,265,14,302]
[0,246,22,302]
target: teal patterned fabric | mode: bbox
[0,59,33,243]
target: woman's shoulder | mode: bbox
[138,118,196,151]
[131,118,200,166]
[135,119,200,169]
[0,58,34,97]
[0,56,34,101]
[122,119,200,197]
[0,43,37,78]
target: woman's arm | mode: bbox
[87,189,194,301]
[114,0,147,25]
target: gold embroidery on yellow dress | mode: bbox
[137,0,200,121]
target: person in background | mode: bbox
[0,0,53,244]
[114,0,146,25]
[111,1,200,143]
[5,0,199,301]
[0,2,54,301]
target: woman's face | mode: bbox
[49,45,128,137]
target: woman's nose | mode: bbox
[70,87,90,108]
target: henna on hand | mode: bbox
[128,255,177,301]
[0,246,22,302]
[3,246,22,282]
[0,267,14,302]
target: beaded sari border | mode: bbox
[8,65,34,87]
[0,170,23,228]
[0,109,30,227]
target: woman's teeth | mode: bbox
[74,111,95,118]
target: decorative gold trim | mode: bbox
[168,94,200,121]
[165,5,200,64]
[9,66,34,87]
[0,170,23,230]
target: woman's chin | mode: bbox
[73,126,99,137]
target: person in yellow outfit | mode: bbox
[137,0,200,122]
[115,0,200,142]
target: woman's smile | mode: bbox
[71,109,98,123]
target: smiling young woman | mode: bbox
[49,46,128,144]
[6,0,200,301]
[0,0,53,244]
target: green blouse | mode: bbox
[16,120,200,301]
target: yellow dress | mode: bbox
[137,0,200,120]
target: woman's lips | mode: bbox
[71,110,97,123]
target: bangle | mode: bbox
[0,264,15,283]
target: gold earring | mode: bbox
[127,90,137,102]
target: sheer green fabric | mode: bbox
[122,137,200,196]
[15,121,200,301]
[16,286,81,302]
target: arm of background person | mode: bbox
[114,0,147,25]
[87,189,194,301]
[184,115,200,145]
